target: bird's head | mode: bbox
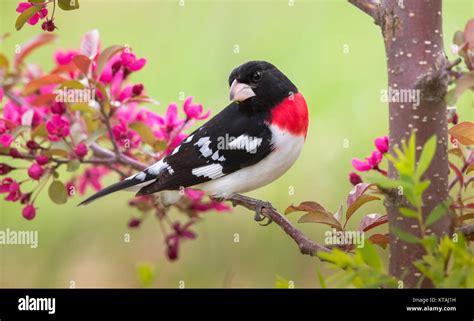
[228,61,297,109]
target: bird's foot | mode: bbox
[254,200,274,226]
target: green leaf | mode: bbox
[48,180,68,205]
[275,274,293,289]
[399,207,419,219]
[415,135,437,179]
[425,200,451,227]
[15,5,41,30]
[129,122,157,147]
[359,241,383,272]
[391,227,420,244]
[67,159,81,172]
[315,263,327,288]
[28,0,46,3]
[57,0,80,10]
[136,264,155,288]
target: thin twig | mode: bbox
[348,0,382,25]
[225,194,330,256]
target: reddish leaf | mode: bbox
[14,34,56,69]
[359,214,388,232]
[465,177,474,189]
[73,55,91,75]
[458,213,474,222]
[31,93,57,106]
[464,18,474,49]
[449,121,474,146]
[448,147,466,162]
[96,45,125,78]
[298,211,343,231]
[23,74,66,96]
[346,183,379,221]
[449,161,464,189]
[285,201,329,215]
[465,162,474,175]
[368,234,390,249]
[80,29,100,59]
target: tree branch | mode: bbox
[225,194,330,256]
[458,224,474,240]
[348,0,382,25]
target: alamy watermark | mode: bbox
[380,87,420,107]
[0,228,38,248]
[325,228,365,248]
[216,133,262,154]
[54,87,95,103]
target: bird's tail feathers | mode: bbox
[78,175,151,206]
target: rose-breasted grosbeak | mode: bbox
[79,61,309,219]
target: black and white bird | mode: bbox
[79,61,309,219]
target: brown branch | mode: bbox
[457,224,474,239]
[348,0,382,25]
[225,194,330,256]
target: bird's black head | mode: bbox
[228,61,297,109]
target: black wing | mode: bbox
[136,102,273,195]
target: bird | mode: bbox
[79,61,309,222]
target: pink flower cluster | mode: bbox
[349,136,389,185]
[1,30,227,262]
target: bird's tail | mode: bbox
[78,174,151,206]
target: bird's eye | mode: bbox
[251,71,263,83]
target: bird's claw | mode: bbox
[254,201,273,226]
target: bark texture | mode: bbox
[350,0,452,287]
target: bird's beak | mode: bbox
[229,79,256,102]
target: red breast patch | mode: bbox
[270,93,309,138]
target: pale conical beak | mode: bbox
[229,79,256,102]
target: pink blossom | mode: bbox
[28,163,44,180]
[16,2,48,26]
[349,172,362,186]
[0,121,6,134]
[46,115,70,141]
[77,167,109,195]
[65,181,75,196]
[0,88,3,103]
[50,102,66,114]
[374,136,389,154]
[352,151,383,172]
[0,163,15,176]
[120,51,147,72]
[0,178,21,202]
[74,143,88,158]
[54,50,78,65]
[3,101,44,127]
[185,189,206,201]
[183,96,210,120]
[165,222,197,261]
[35,154,49,165]
[22,204,36,220]
[112,120,141,149]
[132,84,144,96]
[0,134,14,148]
[128,217,141,228]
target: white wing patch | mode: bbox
[191,164,224,179]
[194,136,212,158]
[184,135,194,143]
[211,150,226,162]
[171,145,180,155]
[145,159,164,175]
[228,135,262,153]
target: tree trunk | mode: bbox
[350,0,452,288]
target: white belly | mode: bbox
[194,125,305,197]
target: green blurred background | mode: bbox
[0,0,472,288]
